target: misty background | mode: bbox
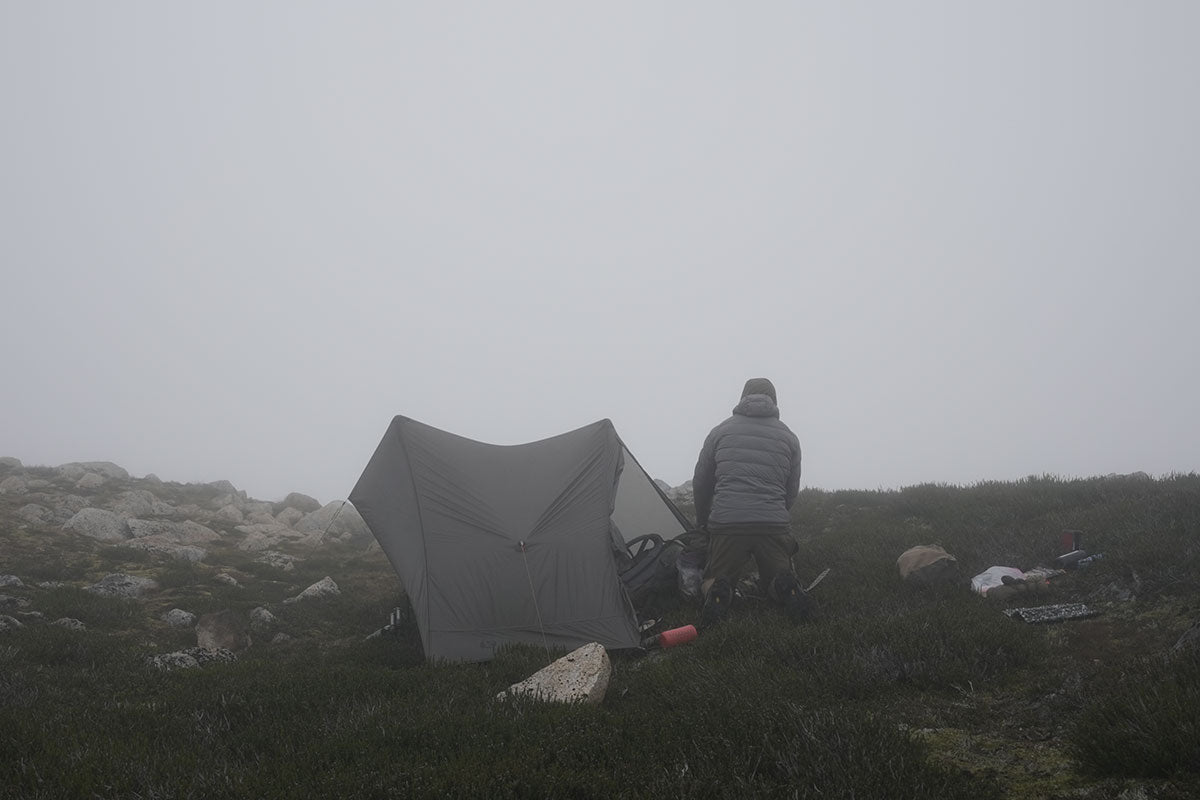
[2,3,1197,505]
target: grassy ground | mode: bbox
[1,472,1198,798]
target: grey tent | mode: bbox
[350,416,690,663]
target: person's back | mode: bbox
[693,378,812,625]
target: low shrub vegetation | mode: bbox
[1,473,1198,798]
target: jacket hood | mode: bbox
[732,394,780,418]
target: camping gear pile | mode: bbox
[896,530,1105,623]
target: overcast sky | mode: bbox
[2,3,1197,504]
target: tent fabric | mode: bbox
[350,416,689,663]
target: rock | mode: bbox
[60,461,129,481]
[195,610,251,652]
[295,502,370,542]
[64,508,130,542]
[76,472,107,490]
[57,464,85,480]
[276,492,322,515]
[0,575,25,589]
[0,595,30,609]
[110,490,174,518]
[37,581,65,589]
[52,618,86,630]
[237,531,275,552]
[667,480,694,505]
[127,519,220,545]
[85,573,159,598]
[497,642,612,705]
[275,507,304,527]
[246,511,277,526]
[207,480,242,498]
[143,473,162,484]
[234,523,307,551]
[255,551,296,572]
[57,495,89,516]
[242,501,274,516]
[271,632,292,644]
[0,615,24,632]
[211,493,238,510]
[17,503,53,525]
[146,647,238,671]
[147,651,199,670]
[283,576,340,604]
[163,609,197,627]
[0,476,27,494]
[0,456,22,470]
[249,606,277,633]
[18,611,44,622]
[215,504,245,525]
[124,539,207,563]
[214,574,241,588]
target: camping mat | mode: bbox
[1003,602,1099,624]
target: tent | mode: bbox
[349,416,691,663]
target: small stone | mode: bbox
[214,574,241,588]
[163,609,197,628]
[249,606,277,633]
[0,575,25,589]
[52,618,86,630]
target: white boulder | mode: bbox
[497,642,612,705]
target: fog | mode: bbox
[3,3,1197,504]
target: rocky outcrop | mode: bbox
[497,642,612,704]
[0,575,25,589]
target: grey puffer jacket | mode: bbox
[692,394,802,529]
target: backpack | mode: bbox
[618,534,685,606]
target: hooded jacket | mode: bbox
[692,393,802,529]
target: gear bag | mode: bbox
[618,534,685,606]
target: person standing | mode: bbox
[692,378,812,625]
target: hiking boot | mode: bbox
[773,574,817,623]
[699,578,734,628]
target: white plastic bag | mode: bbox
[970,566,1025,596]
